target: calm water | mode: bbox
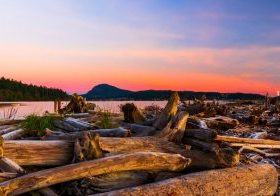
[0,101,167,119]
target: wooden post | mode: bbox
[57,100,61,112]
[54,100,58,113]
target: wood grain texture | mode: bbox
[0,152,190,195]
[97,164,277,196]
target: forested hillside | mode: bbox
[0,77,69,101]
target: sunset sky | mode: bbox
[1,0,280,95]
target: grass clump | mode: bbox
[98,110,113,129]
[94,109,118,129]
[21,114,61,137]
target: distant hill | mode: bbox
[83,84,265,100]
[84,84,133,99]
[0,77,69,101]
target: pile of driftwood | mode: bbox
[0,93,278,195]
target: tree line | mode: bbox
[0,77,69,101]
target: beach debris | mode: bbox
[153,92,180,130]
[97,164,277,196]
[120,103,145,124]
[60,93,96,114]
[0,92,279,195]
[0,152,190,195]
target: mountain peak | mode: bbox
[84,84,132,100]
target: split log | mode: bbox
[153,92,180,130]
[0,157,59,196]
[2,129,25,140]
[120,103,145,124]
[215,135,280,145]
[96,164,277,196]
[184,129,217,142]
[0,152,190,195]
[159,111,189,143]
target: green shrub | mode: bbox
[98,110,113,129]
[21,114,61,137]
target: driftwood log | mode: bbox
[184,129,217,142]
[0,152,190,195]
[43,127,130,140]
[0,157,58,196]
[96,164,277,196]
[122,124,156,137]
[159,111,189,143]
[153,92,180,130]
[83,171,151,193]
[215,135,280,145]
[2,129,25,140]
[2,137,187,166]
[2,136,238,169]
[0,172,18,183]
[0,127,18,135]
[203,116,239,131]
[64,117,96,130]
[0,126,12,131]
[183,138,220,153]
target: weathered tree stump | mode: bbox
[153,92,180,130]
[120,103,145,124]
[73,132,103,162]
[60,94,95,114]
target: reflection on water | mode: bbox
[0,101,167,119]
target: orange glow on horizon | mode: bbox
[1,46,279,96]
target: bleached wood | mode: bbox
[0,152,190,195]
[96,164,277,196]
